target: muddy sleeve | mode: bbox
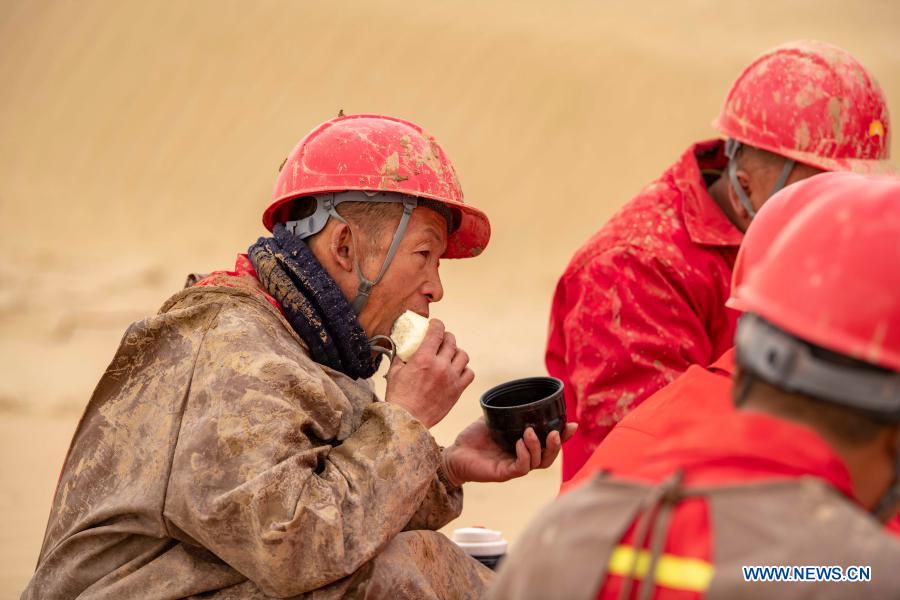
[547,247,711,449]
[403,473,463,531]
[163,316,444,597]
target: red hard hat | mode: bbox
[713,40,893,175]
[726,180,824,311]
[734,172,900,371]
[264,114,491,259]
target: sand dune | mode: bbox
[1,0,898,594]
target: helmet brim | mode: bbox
[264,187,491,259]
[712,118,896,176]
[441,199,491,259]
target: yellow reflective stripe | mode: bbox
[607,545,714,592]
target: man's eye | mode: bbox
[417,250,430,258]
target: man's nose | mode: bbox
[423,267,444,303]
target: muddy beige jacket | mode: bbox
[490,475,900,599]
[23,273,490,599]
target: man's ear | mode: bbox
[726,166,755,227]
[328,221,355,273]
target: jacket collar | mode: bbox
[671,139,743,247]
[638,411,856,500]
[192,253,284,315]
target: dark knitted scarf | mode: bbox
[248,224,379,379]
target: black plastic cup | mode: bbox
[474,554,504,570]
[480,376,566,455]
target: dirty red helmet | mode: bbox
[264,114,490,259]
[725,179,824,311]
[735,172,900,372]
[713,40,893,175]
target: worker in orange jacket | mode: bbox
[494,172,900,599]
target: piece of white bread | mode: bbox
[391,311,430,361]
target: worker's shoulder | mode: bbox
[154,274,290,340]
[711,478,900,563]
[562,178,692,278]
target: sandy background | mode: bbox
[1,0,898,595]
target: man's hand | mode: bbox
[385,319,473,429]
[441,418,578,487]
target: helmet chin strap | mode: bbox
[339,197,418,315]
[873,446,900,523]
[724,139,796,221]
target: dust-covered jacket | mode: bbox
[23,270,472,599]
[490,411,900,599]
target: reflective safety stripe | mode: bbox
[607,544,714,592]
